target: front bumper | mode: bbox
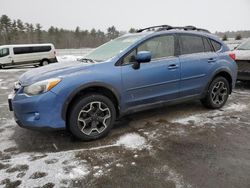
[9,90,66,130]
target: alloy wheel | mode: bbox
[77,101,111,136]
[211,81,228,105]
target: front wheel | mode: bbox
[69,94,116,141]
[201,77,230,109]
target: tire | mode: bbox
[201,76,230,109]
[69,93,116,141]
[40,60,49,66]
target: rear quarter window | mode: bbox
[210,40,222,52]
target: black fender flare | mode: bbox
[61,82,120,121]
[202,67,233,97]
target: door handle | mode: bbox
[208,58,216,63]
[168,64,179,70]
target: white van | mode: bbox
[0,43,57,68]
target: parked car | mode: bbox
[234,38,250,81]
[8,25,237,140]
[0,43,57,68]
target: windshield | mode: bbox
[237,40,250,50]
[85,34,147,62]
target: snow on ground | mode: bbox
[224,103,248,111]
[116,133,149,150]
[171,102,247,126]
[56,55,84,62]
[0,68,29,73]
[157,165,192,188]
[0,132,150,187]
[0,119,17,151]
[0,152,89,187]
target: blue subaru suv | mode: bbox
[8,25,237,140]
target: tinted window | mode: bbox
[180,35,204,55]
[123,35,175,64]
[14,47,32,54]
[210,40,222,51]
[32,46,51,52]
[0,48,9,57]
[14,46,51,55]
[203,38,213,52]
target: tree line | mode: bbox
[215,30,250,41]
[1,14,250,48]
[0,15,135,48]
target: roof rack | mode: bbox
[136,25,210,33]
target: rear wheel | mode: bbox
[69,93,116,141]
[40,60,49,66]
[201,77,230,109]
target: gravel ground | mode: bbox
[0,66,250,188]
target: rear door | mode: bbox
[121,34,180,109]
[178,34,217,97]
[13,47,33,65]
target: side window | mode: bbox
[0,48,10,57]
[180,35,204,55]
[123,49,136,64]
[138,35,175,60]
[123,35,175,64]
[32,46,51,53]
[14,47,32,55]
[203,38,213,52]
[13,46,51,55]
[210,40,222,52]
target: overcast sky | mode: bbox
[1,0,250,32]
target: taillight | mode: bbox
[229,52,236,61]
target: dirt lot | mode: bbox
[0,67,250,188]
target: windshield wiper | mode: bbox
[78,58,95,63]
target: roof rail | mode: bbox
[136,25,210,33]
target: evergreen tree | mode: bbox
[129,28,136,33]
[0,15,12,43]
[222,34,228,41]
[35,23,43,43]
[235,34,242,40]
[107,26,119,40]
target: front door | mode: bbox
[121,35,180,110]
[0,48,12,66]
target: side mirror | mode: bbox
[132,51,152,69]
[135,51,152,63]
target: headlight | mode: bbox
[23,78,61,96]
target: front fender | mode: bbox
[61,82,121,121]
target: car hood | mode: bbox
[19,61,94,86]
[234,49,250,60]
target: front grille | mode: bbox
[236,60,250,73]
